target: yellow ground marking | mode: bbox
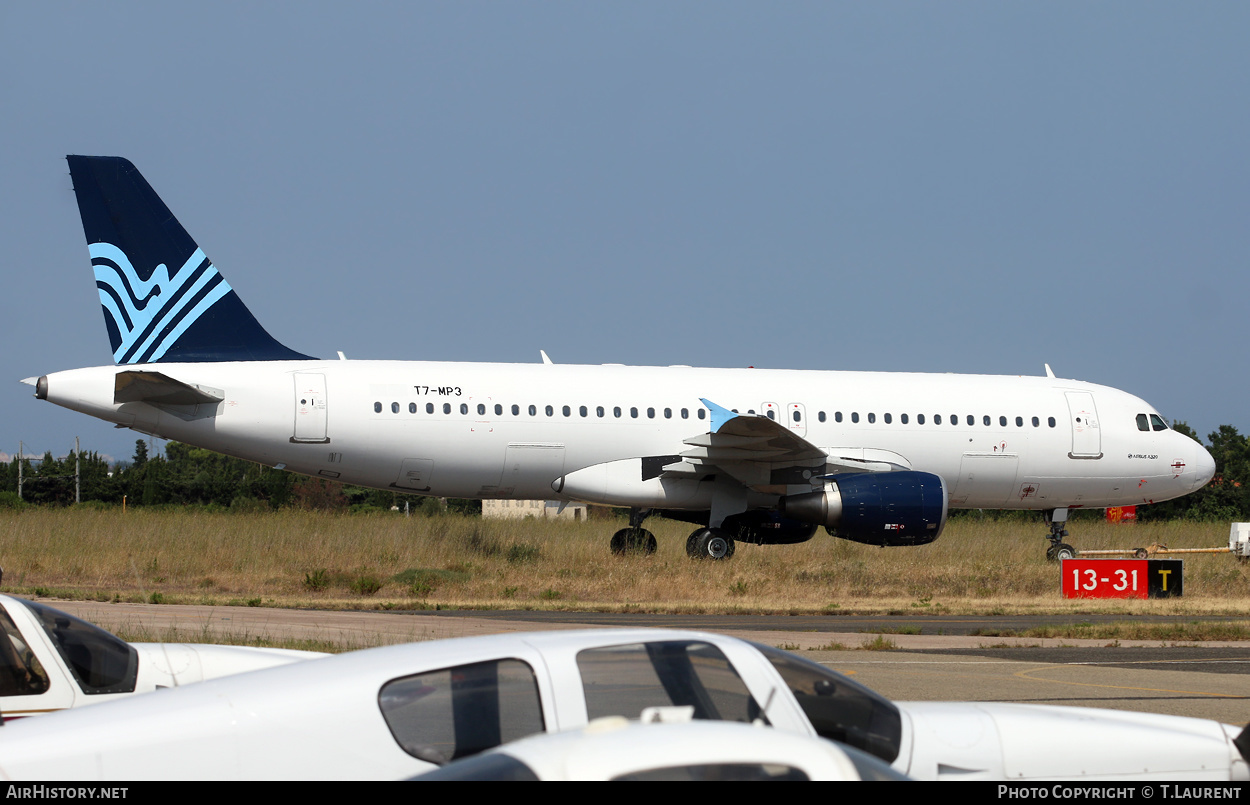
[1014,666,1245,698]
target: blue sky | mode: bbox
[2,3,1247,463]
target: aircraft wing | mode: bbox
[657,399,909,492]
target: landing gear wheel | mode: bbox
[610,528,656,556]
[686,528,735,560]
[1046,542,1077,562]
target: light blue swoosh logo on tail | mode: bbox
[91,242,233,364]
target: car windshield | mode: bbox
[751,642,902,763]
[22,599,138,695]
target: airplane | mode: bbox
[25,156,1216,561]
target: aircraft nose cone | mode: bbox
[1192,444,1216,491]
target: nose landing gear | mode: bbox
[1044,508,1077,562]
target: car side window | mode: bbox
[614,763,810,781]
[0,604,50,697]
[379,658,545,764]
[576,641,764,725]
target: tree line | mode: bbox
[2,424,1249,521]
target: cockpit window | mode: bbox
[1136,414,1150,432]
[24,599,137,694]
[577,641,764,725]
[751,642,902,763]
[0,604,50,696]
[1150,414,1169,432]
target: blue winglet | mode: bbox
[699,398,739,433]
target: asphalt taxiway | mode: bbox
[47,600,1250,724]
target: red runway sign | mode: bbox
[1062,559,1182,599]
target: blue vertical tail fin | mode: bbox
[67,155,314,363]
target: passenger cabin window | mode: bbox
[427,403,435,414]
[793,411,801,423]
[999,416,1007,427]
[596,406,605,418]
[697,409,706,420]
[562,405,571,417]
[884,413,892,424]
[614,407,622,418]
[647,408,655,419]
[528,405,537,416]
[631,407,639,418]
[682,408,689,419]
[512,404,520,416]
[1032,416,1040,427]
[580,406,588,417]
[900,413,908,424]
[664,408,672,419]
[818,411,826,423]
[494,404,502,416]
[917,414,925,425]
[477,404,486,416]
[1048,417,1056,428]
[934,415,942,425]
[443,403,452,415]
[545,405,554,417]
[851,412,859,424]
[373,402,382,413]
[867,413,876,424]
[835,412,843,423]
[766,410,775,421]
[1016,416,1023,427]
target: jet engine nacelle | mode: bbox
[778,471,948,547]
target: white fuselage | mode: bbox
[37,359,1214,512]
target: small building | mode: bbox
[481,499,587,521]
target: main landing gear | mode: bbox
[686,528,735,560]
[610,508,657,555]
[1044,508,1077,562]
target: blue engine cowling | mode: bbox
[778,471,948,547]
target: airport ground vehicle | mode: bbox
[0,594,325,719]
[0,628,1245,780]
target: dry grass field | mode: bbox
[0,508,1246,617]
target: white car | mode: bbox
[0,627,1244,781]
[0,594,325,719]
[415,716,909,781]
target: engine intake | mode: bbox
[778,471,948,547]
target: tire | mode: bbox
[611,528,656,556]
[688,528,735,560]
[1046,542,1077,562]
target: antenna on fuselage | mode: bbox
[1044,364,1056,378]
[540,350,554,365]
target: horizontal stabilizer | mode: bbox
[114,370,224,406]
